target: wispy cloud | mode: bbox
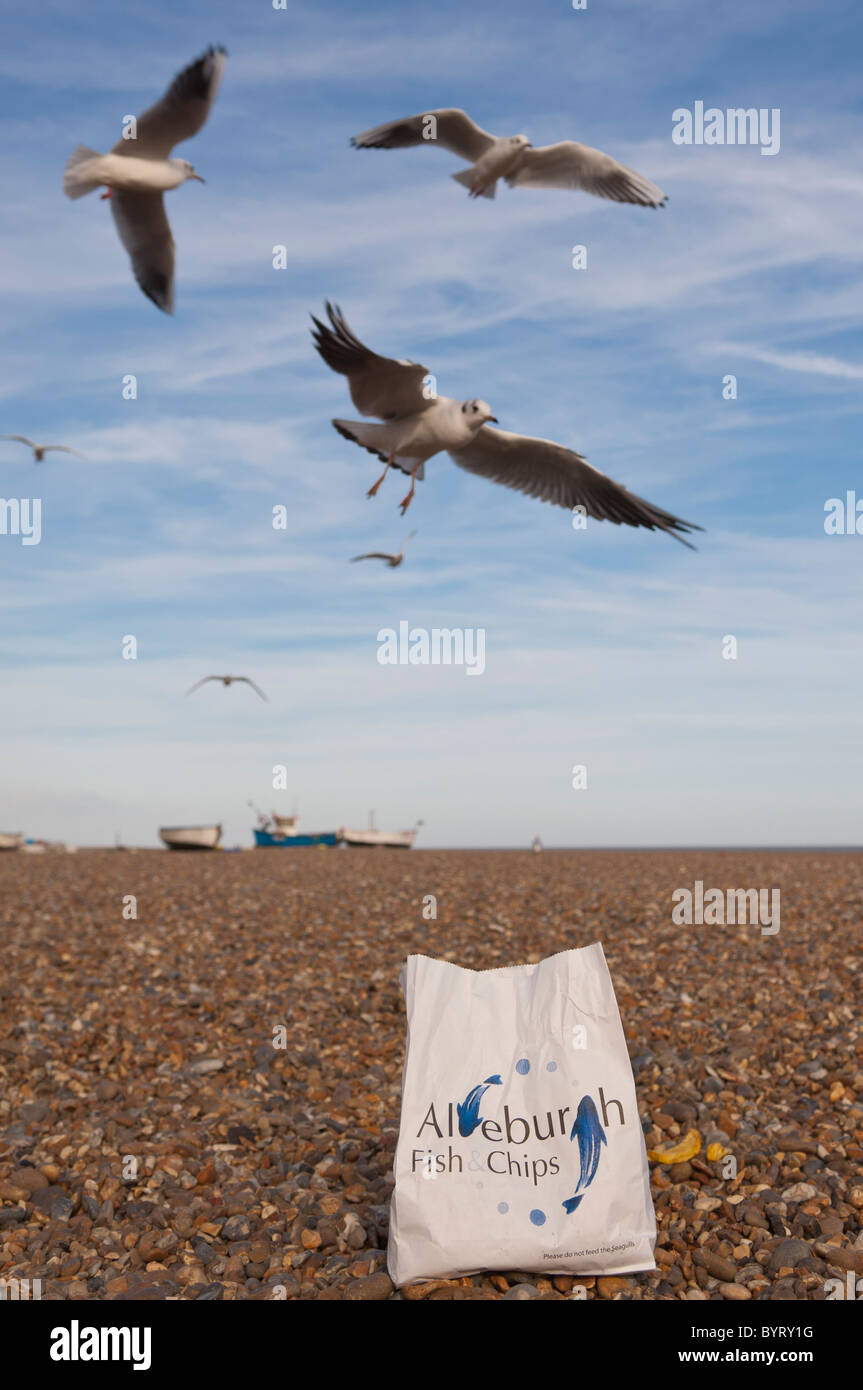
[711,342,863,382]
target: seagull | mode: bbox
[311,303,701,545]
[350,531,416,567]
[351,108,666,206]
[0,435,85,463]
[186,675,268,701]
[64,46,227,313]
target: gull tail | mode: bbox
[332,420,423,478]
[451,168,497,200]
[63,146,105,199]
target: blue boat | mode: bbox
[254,827,337,847]
[252,810,337,848]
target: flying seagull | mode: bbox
[350,531,416,567]
[186,675,268,702]
[64,46,227,313]
[351,108,666,206]
[311,303,701,545]
[0,435,85,462]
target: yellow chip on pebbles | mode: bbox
[707,1142,729,1161]
[647,1128,702,1164]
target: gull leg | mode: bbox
[100,188,113,200]
[367,453,394,498]
[399,463,420,515]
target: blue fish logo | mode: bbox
[562,1094,607,1214]
[456,1074,502,1137]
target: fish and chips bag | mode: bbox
[387,944,656,1285]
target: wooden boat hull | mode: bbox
[159,824,222,851]
[336,828,417,849]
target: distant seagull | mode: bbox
[0,435,85,462]
[64,46,227,313]
[351,108,666,206]
[311,303,700,545]
[186,674,268,701]
[350,531,416,567]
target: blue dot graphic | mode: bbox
[515,1058,530,1075]
[546,1061,558,1072]
[529,1209,546,1226]
[498,1202,509,1214]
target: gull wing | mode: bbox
[507,142,666,207]
[237,677,268,702]
[112,47,227,160]
[449,426,701,546]
[311,302,433,420]
[0,435,36,449]
[350,552,395,563]
[41,446,85,458]
[110,191,175,313]
[351,108,496,162]
[185,676,219,695]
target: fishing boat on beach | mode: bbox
[248,804,420,849]
[336,827,418,849]
[0,832,24,851]
[252,809,337,848]
[159,824,222,851]
[335,814,422,849]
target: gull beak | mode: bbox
[191,173,206,183]
[488,416,499,424]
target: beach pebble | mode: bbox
[768,1239,812,1274]
[597,1276,633,1299]
[30,1187,75,1222]
[782,1183,817,1203]
[694,1251,737,1282]
[343,1271,394,1301]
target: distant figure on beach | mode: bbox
[532,836,543,853]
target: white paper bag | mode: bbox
[387,944,657,1285]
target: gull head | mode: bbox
[173,158,205,183]
[462,398,498,428]
[510,134,531,149]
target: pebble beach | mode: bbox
[0,847,860,1302]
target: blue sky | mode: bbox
[1,0,861,848]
